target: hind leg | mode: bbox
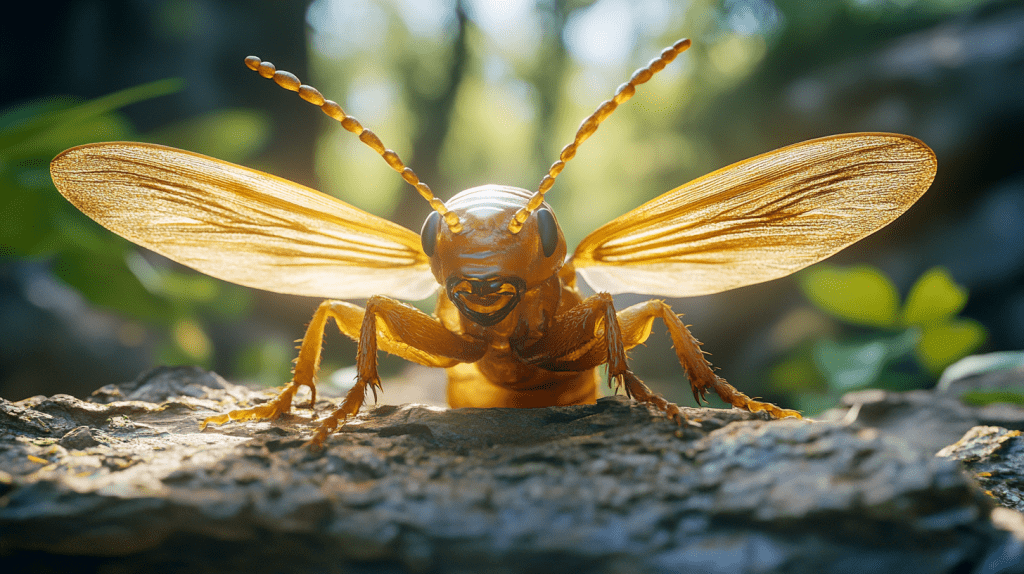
[616,299,801,419]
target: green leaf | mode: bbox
[799,264,900,328]
[813,339,887,391]
[0,78,183,152]
[1,81,183,258]
[915,319,987,375]
[901,267,968,326]
[812,328,920,392]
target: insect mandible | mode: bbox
[50,39,937,447]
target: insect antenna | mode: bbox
[244,56,463,233]
[508,38,692,233]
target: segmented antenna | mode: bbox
[508,38,692,233]
[245,56,462,233]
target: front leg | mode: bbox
[202,298,487,447]
[308,296,487,447]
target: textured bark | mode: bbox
[0,365,1022,573]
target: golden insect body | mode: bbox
[49,39,937,447]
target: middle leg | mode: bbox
[514,293,684,423]
[516,294,800,422]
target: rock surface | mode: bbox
[1,366,1023,573]
[940,426,1024,515]
[818,388,1024,456]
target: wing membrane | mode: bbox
[573,133,936,297]
[51,142,438,300]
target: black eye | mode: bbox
[537,208,558,257]
[420,211,441,257]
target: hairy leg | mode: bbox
[200,299,337,430]
[517,294,800,422]
[617,299,800,419]
[202,298,487,445]
[304,296,486,447]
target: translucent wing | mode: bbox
[51,142,438,300]
[573,133,936,297]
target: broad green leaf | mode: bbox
[812,328,921,391]
[799,264,900,328]
[3,113,134,161]
[813,339,887,391]
[1,81,182,258]
[901,267,968,326]
[916,319,987,375]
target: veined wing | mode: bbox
[51,142,438,300]
[573,133,936,297]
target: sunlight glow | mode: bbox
[307,0,388,56]
[393,0,457,39]
[563,0,636,69]
[464,0,541,57]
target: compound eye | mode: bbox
[537,208,558,257]
[420,211,441,257]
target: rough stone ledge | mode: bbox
[1,366,1022,574]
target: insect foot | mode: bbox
[305,375,379,449]
[617,370,685,426]
[706,375,802,420]
[200,379,310,430]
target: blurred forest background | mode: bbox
[1,0,1022,415]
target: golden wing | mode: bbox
[50,142,438,300]
[572,133,936,297]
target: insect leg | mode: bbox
[517,295,800,423]
[201,300,339,430]
[616,300,802,420]
[308,296,488,447]
[201,298,485,441]
[514,293,685,423]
